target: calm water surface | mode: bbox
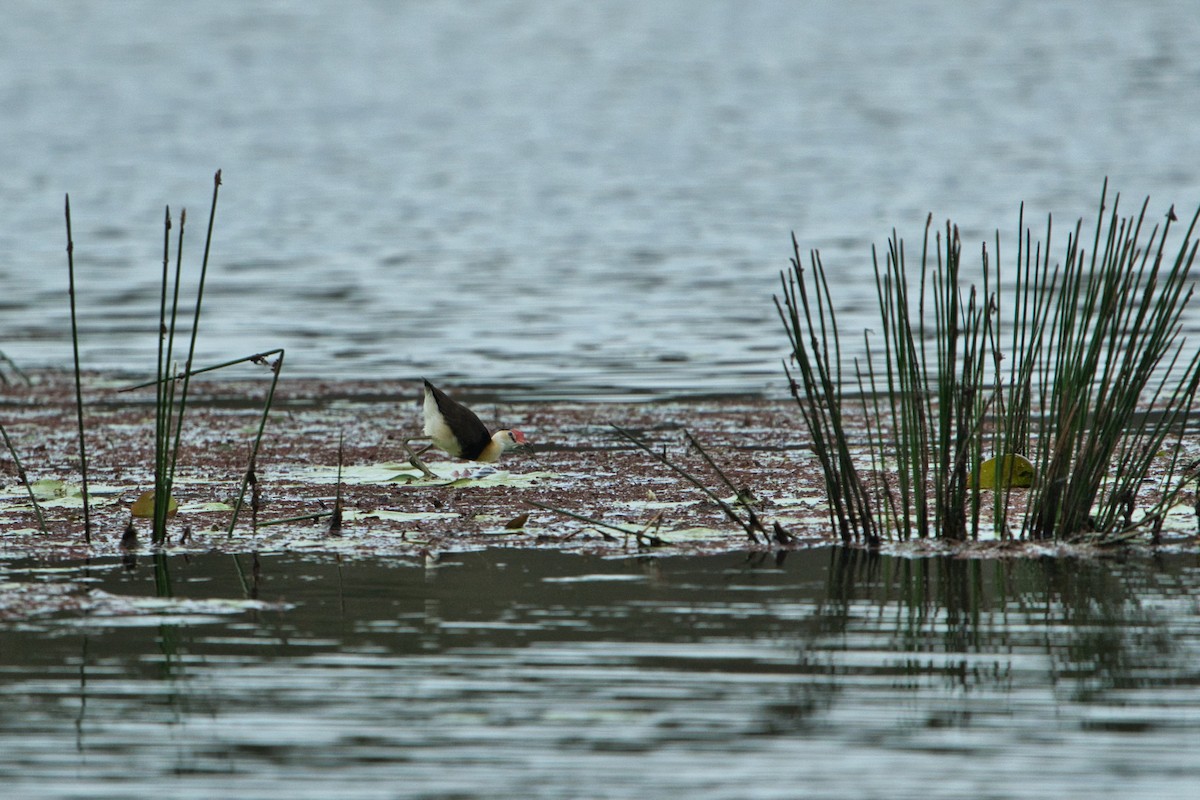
[2,1,1200,398]
[1,547,1198,799]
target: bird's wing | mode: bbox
[424,380,493,459]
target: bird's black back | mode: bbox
[425,380,492,459]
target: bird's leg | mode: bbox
[402,438,438,479]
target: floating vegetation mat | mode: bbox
[0,374,1197,562]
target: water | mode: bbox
[5,6,1200,794]
[2,1,1200,398]
[0,547,1197,799]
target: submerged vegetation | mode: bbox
[778,183,1200,545]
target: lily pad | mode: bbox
[131,491,179,518]
[289,463,425,484]
[617,499,699,511]
[178,500,235,513]
[28,479,68,501]
[974,454,1036,490]
[0,481,122,510]
[441,469,557,488]
[340,508,459,523]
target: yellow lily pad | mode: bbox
[974,454,1035,489]
[131,490,179,518]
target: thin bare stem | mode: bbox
[0,421,47,532]
[611,424,763,543]
[64,194,91,544]
[227,350,285,534]
[526,499,662,547]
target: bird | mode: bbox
[404,380,527,476]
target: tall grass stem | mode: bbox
[64,194,91,544]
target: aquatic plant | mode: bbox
[0,421,47,532]
[64,195,92,543]
[527,499,667,548]
[613,425,766,543]
[531,425,778,547]
[0,351,30,386]
[134,172,226,543]
[777,183,1200,544]
[112,171,284,542]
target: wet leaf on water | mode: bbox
[27,479,122,501]
[130,491,179,519]
[340,508,459,523]
[287,463,557,487]
[775,495,826,509]
[0,527,53,538]
[504,512,530,530]
[0,480,122,510]
[178,501,235,513]
[973,454,1036,490]
[618,498,699,511]
[443,469,556,488]
[288,464,425,485]
[652,526,729,542]
[29,479,67,501]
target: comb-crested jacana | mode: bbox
[404,380,527,476]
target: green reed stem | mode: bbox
[152,205,179,543]
[119,350,286,392]
[778,183,1200,543]
[167,171,222,493]
[1025,185,1200,538]
[775,238,878,546]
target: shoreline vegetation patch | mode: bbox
[778,182,1200,546]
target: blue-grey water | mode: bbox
[2,1,1200,398]
[4,6,1200,797]
[1,548,1199,800]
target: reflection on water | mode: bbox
[1,548,1198,798]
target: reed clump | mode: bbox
[777,183,1200,544]
[66,170,285,545]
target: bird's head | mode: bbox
[496,428,529,452]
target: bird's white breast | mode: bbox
[423,389,461,456]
